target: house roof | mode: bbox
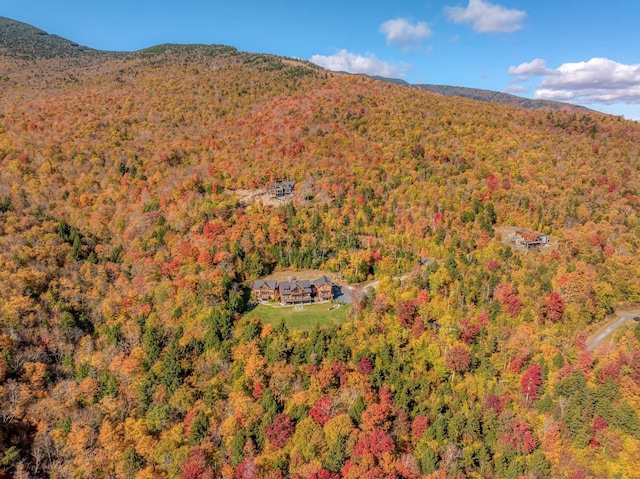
[279,280,312,294]
[254,276,332,295]
[313,275,332,287]
[516,230,546,241]
[253,280,278,290]
[269,181,295,193]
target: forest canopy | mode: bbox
[1,27,640,479]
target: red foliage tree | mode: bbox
[252,380,264,400]
[494,283,523,318]
[411,317,425,339]
[341,460,355,478]
[398,299,418,328]
[520,364,543,401]
[357,356,373,376]
[482,393,503,413]
[589,416,609,447]
[486,259,501,273]
[331,359,347,386]
[459,312,488,344]
[502,421,537,454]
[183,409,198,438]
[486,173,499,192]
[445,344,472,375]
[309,396,332,426]
[396,453,421,479]
[353,429,395,458]
[360,387,395,431]
[573,332,588,350]
[309,469,340,479]
[265,413,294,449]
[508,353,530,373]
[597,361,621,384]
[543,292,565,322]
[588,233,604,248]
[577,350,594,373]
[416,289,430,304]
[411,415,429,440]
[236,458,257,479]
[180,448,214,479]
[197,249,213,267]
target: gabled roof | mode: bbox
[254,276,332,297]
[313,275,332,287]
[252,280,278,290]
[279,280,312,294]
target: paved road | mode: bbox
[333,274,411,304]
[362,274,410,291]
[334,285,353,304]
[587,310,640,350]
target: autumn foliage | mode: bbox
[0,26,640,479]
[520,364,543,401]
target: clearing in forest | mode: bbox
[495,226,560,254]
[246,302,349,331]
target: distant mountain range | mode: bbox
[412,83,590,113]
[367,75,591,113]
[0,15,588,112]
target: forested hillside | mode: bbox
[1,18,640,478]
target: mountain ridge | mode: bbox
[413,83,591,113]
[366,74,591,113]
[0,16,117,59]
[0,15,590,113]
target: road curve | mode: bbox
[587,310,639,351]
[362,274,410,291]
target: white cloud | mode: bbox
[379,18,433,47]
[533,58,640,105]
[508,58,552,78]
[533,89,576,101]
[541,58,640,90]
[445,0,525,33]
[310,49,409,78]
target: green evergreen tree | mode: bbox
[231,429,247,466]
[322,435,346,473]
[529,450,551,478]
[349,396,367,425]
[190,410,210,444]
[161,336,184,395]
[418,444,439,475]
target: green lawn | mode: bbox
[246,302,350,331]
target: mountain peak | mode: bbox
[0,16,104,59]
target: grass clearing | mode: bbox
[246,302,350,331]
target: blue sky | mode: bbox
[3,1,640,119]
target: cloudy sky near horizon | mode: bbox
[4,1,640,119]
